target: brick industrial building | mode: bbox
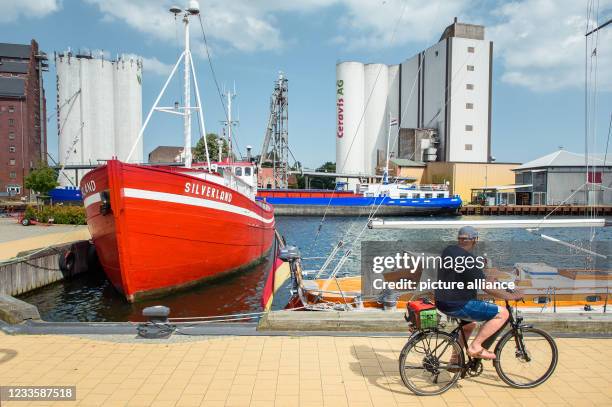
[0,40,48,198]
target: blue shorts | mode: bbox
[440,300,499,322]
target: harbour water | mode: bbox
[19,216,612,321]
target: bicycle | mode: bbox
[398,299,558,396]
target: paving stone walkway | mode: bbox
[0,218,90,260]
[0,332,610,406]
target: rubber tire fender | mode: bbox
[59,250,75,273]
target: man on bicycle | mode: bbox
[434,226,523,360]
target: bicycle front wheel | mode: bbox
[399,331,463,396]
[494,327,558,388]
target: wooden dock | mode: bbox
[460,205,612,216]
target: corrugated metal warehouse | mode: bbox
[514,150,612,205]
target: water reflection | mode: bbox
[20,251,277,322]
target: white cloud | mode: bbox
[489,0,612,91]
[331,0,471,50]
[334,0,612,92]
[84,0,287,53]
[84,0,466,53]
[0,0,60,22]
[141,56,174,76]
[83,0,611,93]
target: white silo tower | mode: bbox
[83,56,116,162]
[114,55,143,162]
[56,52,83,186]
[336,62,365,181]
[56,50,144,186]
[363,63,388,174]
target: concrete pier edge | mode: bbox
[0,294,41,324]
[1,310,610,338]
[257,310,612,336]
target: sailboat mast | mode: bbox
[183,13,192,168]
[383,112,392,185]
[227,91,232,163]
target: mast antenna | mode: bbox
[222,86,238,162]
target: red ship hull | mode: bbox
[81,160,275,302]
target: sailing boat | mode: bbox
[80,3,275,302]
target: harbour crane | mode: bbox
[259,72,289,189]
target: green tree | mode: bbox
[193,133,233,162]
[317,161,336,173]
[24,163,59,196]
[308,161,336,190]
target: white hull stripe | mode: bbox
[84,192,101,208]
[123,188,274,224]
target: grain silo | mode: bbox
[336,61,365,178]
[114,55,143,162]
[85,56,116,161]
[55,50,143,186]
[363,63,388,174]
[56,52,82,186]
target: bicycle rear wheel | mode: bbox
[399,331,463,396]
[494,327,558,388]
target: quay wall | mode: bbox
[258,310,612,335]
[0,240,92,297]
[271,204,612,217]
[460,205,612,216]
[271,205,455,216]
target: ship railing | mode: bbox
[362,183,449,191]
[407,184,449,191]
[222,170,255,199]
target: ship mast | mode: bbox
[183,9,192,168]
[126,1,211,169]
[383,113,397,185]
[223,86,237,163]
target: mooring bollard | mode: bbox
[137,306,175,339]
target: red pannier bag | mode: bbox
[405,299,438,330]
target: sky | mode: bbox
[1,0,611,168]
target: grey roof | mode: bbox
[515,150,612,170]
[439,20,485,42]
[0,43,31,59]
[390,158,426,167]
[0,60,28,74]
[0,77,25,98]
[473,184,533,191]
